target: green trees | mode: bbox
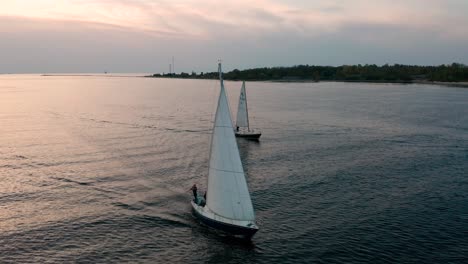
[152,63,468,82]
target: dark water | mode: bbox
[1,75,467,263]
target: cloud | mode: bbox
[2,0,467,39]
[0,0,467,73]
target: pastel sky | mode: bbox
[1,0,468,73]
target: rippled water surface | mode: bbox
[1,75,467,263]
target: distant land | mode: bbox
[147,63,468,85]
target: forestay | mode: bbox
[206,65,255,221]
[236,81,249,129]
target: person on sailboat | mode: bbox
[236,126,239,132]
[199,191,206,207]
[189,184,198,201]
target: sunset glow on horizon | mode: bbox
[1,0,468,73]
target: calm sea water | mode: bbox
[1,75,467,263]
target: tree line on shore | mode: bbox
[150,63,468,82]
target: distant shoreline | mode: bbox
[144,75,468,88]
[412,80,468,88]
[42,74,143,78]
[146,63,468,87]
[38,73,468,88]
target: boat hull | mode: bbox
[191,201,258,239]
[234,132,262,140]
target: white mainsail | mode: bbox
[236,81,249,130]
[206,64,255,221]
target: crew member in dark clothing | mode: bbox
[236,126,239,132]
[200,191,206,206]
[190,184,198,200]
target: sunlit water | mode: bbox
[1,75,467,263]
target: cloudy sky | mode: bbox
[1,0,467,73]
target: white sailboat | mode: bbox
[234,81,262,139]
[191,63,258,239]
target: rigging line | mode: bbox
[206,68,219,194]
[214,125,236,128]
[210,73,218,129]
[209,167,244,174]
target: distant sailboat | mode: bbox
[234,81,262,139]
[191,63,258,239]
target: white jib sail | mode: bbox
[206,64,255,221]
[236,81,249,129]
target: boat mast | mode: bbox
[218,61,232,126]
[243,81,250,131]
[206,61,224,197]
[207,62,222,187]
[218,62,223,86]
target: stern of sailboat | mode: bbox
[191,201,259,239]
[234,129,262,139]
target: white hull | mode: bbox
[234,128,261,139]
